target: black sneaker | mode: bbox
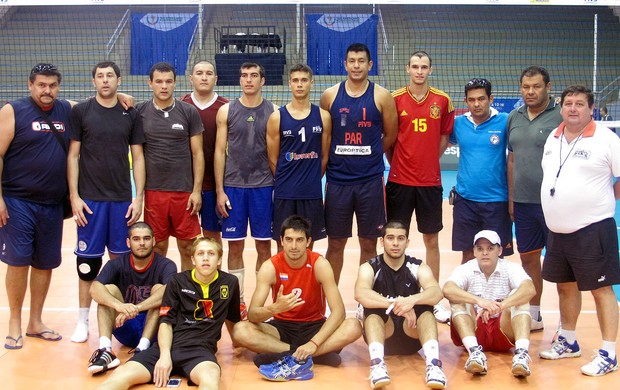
[88,348,120,374]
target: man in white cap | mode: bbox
[443,230,536,377]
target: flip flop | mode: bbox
[25,330,62,342]
[4,335,23,349]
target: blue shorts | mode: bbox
[113,312,147,348]
[200,190,221,233]
[0,196,63,270]
[386,182,443,234]
[452,194,514,256]
[513,202,548,253]
[272,198,326,241]
[75,200,131,258]
[221,186,273,240]
[325,176,386,239]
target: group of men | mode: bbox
[0,40,618,390]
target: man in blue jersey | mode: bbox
[267,64,332,252]
[320,43,398,284]
[448,78,513,263]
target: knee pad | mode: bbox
[450,303,472,319]
[76,256,102,281]
[510,303,531,319]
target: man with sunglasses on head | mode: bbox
[448,78,513,264]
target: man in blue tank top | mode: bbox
[319,43,398,284]
[267,64,332,252]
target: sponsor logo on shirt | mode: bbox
[285,151,319,162]
[489,134,500,145]
[573,149,590,159]
[335,145,371,155]
[172,123,184,131]
[159,306,170,316]
[32,121,65,132]
[182,288,196,295]
[400,110,408,117]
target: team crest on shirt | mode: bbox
[489,134,500,145]
[220,285,229,299]
[246,115,255,123]
[430,105,441,119]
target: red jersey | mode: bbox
[389,86,454,186]
[271,249,325,322]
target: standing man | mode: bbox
[87,222,177,375]
[388,50,455,322]
[215,62,276,316]
[443,230,535,377]
[320,43,398,284]
[354,220,447,389]
[182,61,229,244]
[507,66,562,331]
[600,106,616,133]
[448,78,513,263]
[137,62,205,272]
[0,63,70,348]
[233,216,361,381]
[68,61,146,343]
[539,85,620,377]
[267,64,331,251]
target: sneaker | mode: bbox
[433,304,451,324]
[425,359,447,389]
[369,359,390,388]
[512,348,531,377]
[530,316,544,332]
[258,354,314,381]
[88,348,120,374]
[240,302,248,321]
[465,345,488,375]
[580,350,618,377]
[253,351,289,367]
[539,336,581,360]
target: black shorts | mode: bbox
[267,319,325,350]
[386,182,443,234]
[272,198,326,241]
[542,218,620,291]
[130,343,218,381]
[324,176,386,238]
[363,305,432,355]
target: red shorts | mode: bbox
[450,314,514,352]
[144,190,201,242]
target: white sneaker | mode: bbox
[425,359,447,389]
[433,304,451,324]
[530,317,544,332]
[539,336,581,360]
[512,348,531,377]
[70,322,89,343]
[580,350,618,377]
[465,345,488,375]
[369,360,390,388]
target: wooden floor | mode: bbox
[0,202,618,390]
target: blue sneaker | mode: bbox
[580,350,618,376]
[539,335,581,360]
[258,354,314,381]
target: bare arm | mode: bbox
[0,104,16,227]
[319,85,337,111]
[376,86,398,152]
[614,180,620,199]
[507,151,514,220]
[153,322,174,387]
[214,104,230,218]
[320,108,332,175]
[90,281,139,318]
[266,110,281,176]
[187,133,204,215]
[439,134,450,156]
[392,262,443,316]
[67,139,92,226]
[127,144,145,224]
[354,262,392,310]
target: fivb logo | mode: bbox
[32,121,65,132]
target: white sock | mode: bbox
[515,339,530,351]
[530,305,541,321]
[229,268,245,303]
[602,341,616,359]
[561,329,577,344]
[78,307,90,324]
[368,342,384,362]
[422,340,439,365]
[99,336,112,350]
[137,337,151,351]
[462,336,479,352]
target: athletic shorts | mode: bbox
[272,198,326,241]
[363,305,432,355]
[144,190,201,242]
[131,343,218,381]
[452,194,514,256]
[0,196,63,270]
[221,186,273,240]
[542,218,620,291]
[324,176,385,239]
[267,319,325,350]
[450,314,513,352]
[75,200,131,257]
[513,202,548,253]
[200,190,221,233]
[386,182,443,234]
[113,312,147,348]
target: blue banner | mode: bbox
[131,13,197,75]
[306,14,378,76]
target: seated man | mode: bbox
[95,237,241,390]
[354,220,447,390]
[443,230,536,377]
[233,215,362,381]
[88,222,177,374]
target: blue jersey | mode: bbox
[274,104,323,199]
[3,97,71,204]
[450,109,509,202]
[327,82,384,185]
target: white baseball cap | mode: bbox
[473,230,501,246]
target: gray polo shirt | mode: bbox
[507,98,562,204]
